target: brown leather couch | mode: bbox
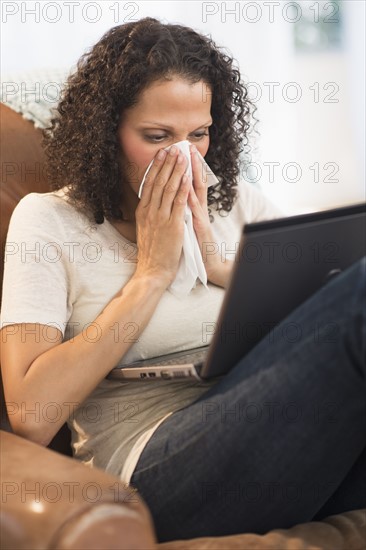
[1,103,365,549]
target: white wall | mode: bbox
[1,0,365,213]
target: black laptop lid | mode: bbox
[201,202,366,379]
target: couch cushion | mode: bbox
[0,68,69,129]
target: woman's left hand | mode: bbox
[188,145,233,288]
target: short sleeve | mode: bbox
[0,193,72,338]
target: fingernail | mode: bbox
[190,144,197,153]
[157,149,166,160]
[177,153,184,164]
[169,145,178,156]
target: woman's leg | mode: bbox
[131,258,366,542]
[312,444,366,520]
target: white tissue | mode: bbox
[138,140,219,298]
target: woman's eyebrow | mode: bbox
[140,120,213,130]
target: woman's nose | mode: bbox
[171,137,191,145]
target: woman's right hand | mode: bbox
[133,146,190,288]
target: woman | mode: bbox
[1,17,365,542]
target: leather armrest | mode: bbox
[158,510,366,550]
[0,430,156,549]
[0,103,50,308]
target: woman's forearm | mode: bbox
[207,260,235,289]
[8,274,167,445]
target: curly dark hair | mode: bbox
[43,17,256,224]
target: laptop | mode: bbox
[107,202,366,382]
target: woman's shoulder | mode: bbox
[15,186,73,213]
[8,186,87,239]
[14,185,93,222]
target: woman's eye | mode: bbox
[144,131,209,143]
[144,135,167,143]
[190,132,209,140]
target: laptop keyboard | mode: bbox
[151,348,208,366]
[125,347,209,368]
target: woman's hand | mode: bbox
[188,145,234,288]
[133,146,190,288]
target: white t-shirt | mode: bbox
[0,181,281,483]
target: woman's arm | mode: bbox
[205,259,235,289]
[1,148,190,446]
[1,274,166,446]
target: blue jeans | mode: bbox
[131,258,366,542]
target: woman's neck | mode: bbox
[110,219,137,243]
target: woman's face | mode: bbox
[118,76,212,211]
